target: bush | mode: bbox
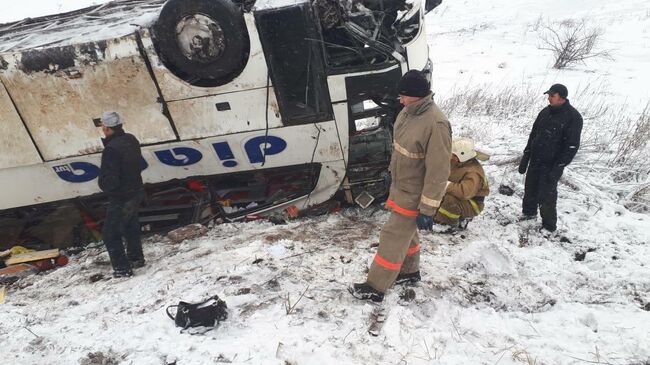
[610,102,650,166]
[539,20,612,69]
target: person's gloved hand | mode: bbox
[383,172,392,190]
[416,213,434,231]
[518,154,530,174]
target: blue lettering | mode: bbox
[245,136,287,164]
[212,142,238,168]
[154,147,203,167]
[53,162,100,183]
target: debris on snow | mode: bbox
[167,224,208,244]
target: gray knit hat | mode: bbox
[101,111,123,127]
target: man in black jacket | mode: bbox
[519,84,583,234]
[98,111,145,278]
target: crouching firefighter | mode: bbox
[98,111,146,278]
[433,138,490,231]
[349,70,452,303]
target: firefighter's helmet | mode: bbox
[452,138,490,162]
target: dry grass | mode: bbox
[439,83,543,121]
[512,348,539,365]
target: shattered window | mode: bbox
[255,5,333,125]
[352,100,382,131]
[313,0,411,71]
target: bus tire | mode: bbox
[151,0,250,86]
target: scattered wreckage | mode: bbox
[0,0,441,248]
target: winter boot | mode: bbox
[538,226,556,239]
[112,268,133,278]
[458,218,472,231]
[130,259,146,269]
[519,214,537,222]
[395,271,421,286]
[349,283,384,303]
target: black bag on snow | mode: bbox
[166,295,228,329]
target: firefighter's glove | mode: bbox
[416,213,434,231]
[518,154,530,174]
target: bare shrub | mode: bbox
[539,20,612,69]
[610,101,650,166]
[608,101,650,213]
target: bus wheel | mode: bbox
[151,0,250,87]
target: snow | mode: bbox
[0,0,113,24]
[1,0,650,364]
[0,1,163,52]
[253,0,309,11]
[427,0,650,109]
[1,209,648,364]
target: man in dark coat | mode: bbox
[519,84,583,234]
[98,111,145,277]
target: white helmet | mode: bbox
[452,138,490,163]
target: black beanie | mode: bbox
[397,70,430,97]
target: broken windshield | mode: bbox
[313,0,417,71]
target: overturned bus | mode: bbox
[0,0,441,248]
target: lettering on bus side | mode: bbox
[245,136,288,164]
[154,147,203,167]
[51,135,289,183]
[52,162,100,183]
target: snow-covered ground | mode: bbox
[1,0,649,364]
[1,207,649,364]
[428,0,650,109]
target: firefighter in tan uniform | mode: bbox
[434,138,490,230]
[349,70,452,302]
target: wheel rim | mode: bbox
[175,14,226,63]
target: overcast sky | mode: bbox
[0,0,112,23]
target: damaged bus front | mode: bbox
[0,0,440,247]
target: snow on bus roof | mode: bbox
[0,0,165,53]
[253,0,309,11]
[0,0,317,53]
[0,0,318,53]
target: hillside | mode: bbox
[1,1,649,364]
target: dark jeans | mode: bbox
[103,191,144,271]
[522,165,563,231]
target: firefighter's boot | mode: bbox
[349,283,384,303]
[395,271,421,286]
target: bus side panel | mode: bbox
[0,81,42,169]
[0,121,346,210]
[0,34,177,161]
